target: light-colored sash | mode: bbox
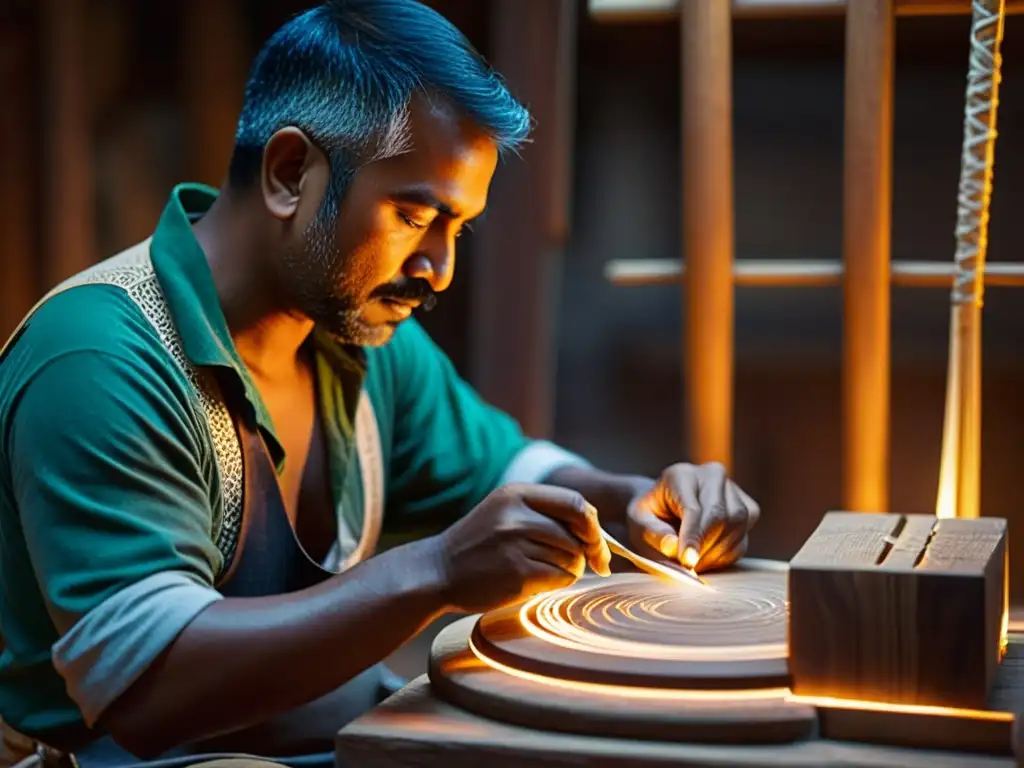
[1,240,384,576]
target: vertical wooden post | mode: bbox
[183,0,248,187]
[470,0,577,438]
[842,0,894,512]
[42,0,95,287]
[549,0,578,245]
[0,20,37,337]
[681,0,735,468]
[936,0,1006,520]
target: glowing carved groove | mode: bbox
[470,568,793,696]
[517,576,788,662]
[466,566,1015,725]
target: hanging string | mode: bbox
[951,0,1005,307]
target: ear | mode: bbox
[260,127,324,221]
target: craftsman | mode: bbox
[0,1,761,766]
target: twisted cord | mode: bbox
[952,0,1005,306]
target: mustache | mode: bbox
[371,279,437,312]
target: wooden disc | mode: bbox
[429,617,816,744]
[473,566,790,690]
[429,560,816,744]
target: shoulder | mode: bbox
[1,284,199,442]
[10,282,168,365]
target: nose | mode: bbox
[402,227,456,294]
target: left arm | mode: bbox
[379,319,759,572]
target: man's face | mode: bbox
[280,99,498,346]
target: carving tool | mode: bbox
[599,528,707,587]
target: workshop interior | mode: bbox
[3,0,1024,764]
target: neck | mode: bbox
[193,189,314,380]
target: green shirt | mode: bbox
[0,184,585,737]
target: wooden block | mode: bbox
[788,511,1009,709]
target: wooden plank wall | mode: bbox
[184,0,247,188]
[41,0,95,290]
[0,5,37,340]
[469,0,578,439]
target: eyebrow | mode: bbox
[391,189,460,219]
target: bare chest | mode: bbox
[256,375,337,563]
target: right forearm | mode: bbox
[101,535,449,757]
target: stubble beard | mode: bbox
[279,212,394,348]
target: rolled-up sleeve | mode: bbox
[499,440,592,485]
[9,350,223,726]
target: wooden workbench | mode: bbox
[335,674,1020,767]
[337,580,1024,767]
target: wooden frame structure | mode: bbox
[599,0,1024,514]
[588,0,1024,21]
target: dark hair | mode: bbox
[227,0,532,214]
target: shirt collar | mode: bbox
[149,183,367,465]
[150,183,240,371]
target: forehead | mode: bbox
[367,96,499,214]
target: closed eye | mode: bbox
[398,210,428,230]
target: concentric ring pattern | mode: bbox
[517,571,788,662]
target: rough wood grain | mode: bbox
[336,675,1018,768]
[789,511,1009,709]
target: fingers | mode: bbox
[657,464,758,573]
[628,493,680,559]
[519,512,587,556]
[701,530,749,571]
[520,540,587,582]
[510,484,611,577]
[693,482,752,572]
[663,464,715,569]
[698,482,743,552]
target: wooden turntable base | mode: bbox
[429,561,817,744]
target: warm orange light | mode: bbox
[516,582,787,662]
[1001,546,1010,660]
[786,693,1013,722]
[472,632,1015,718]
[935,361,962,520]
[1000,603,1009,661]
[468,634,790,702]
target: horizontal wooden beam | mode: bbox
[604,258,1024,287]
[588,0,1024,20]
